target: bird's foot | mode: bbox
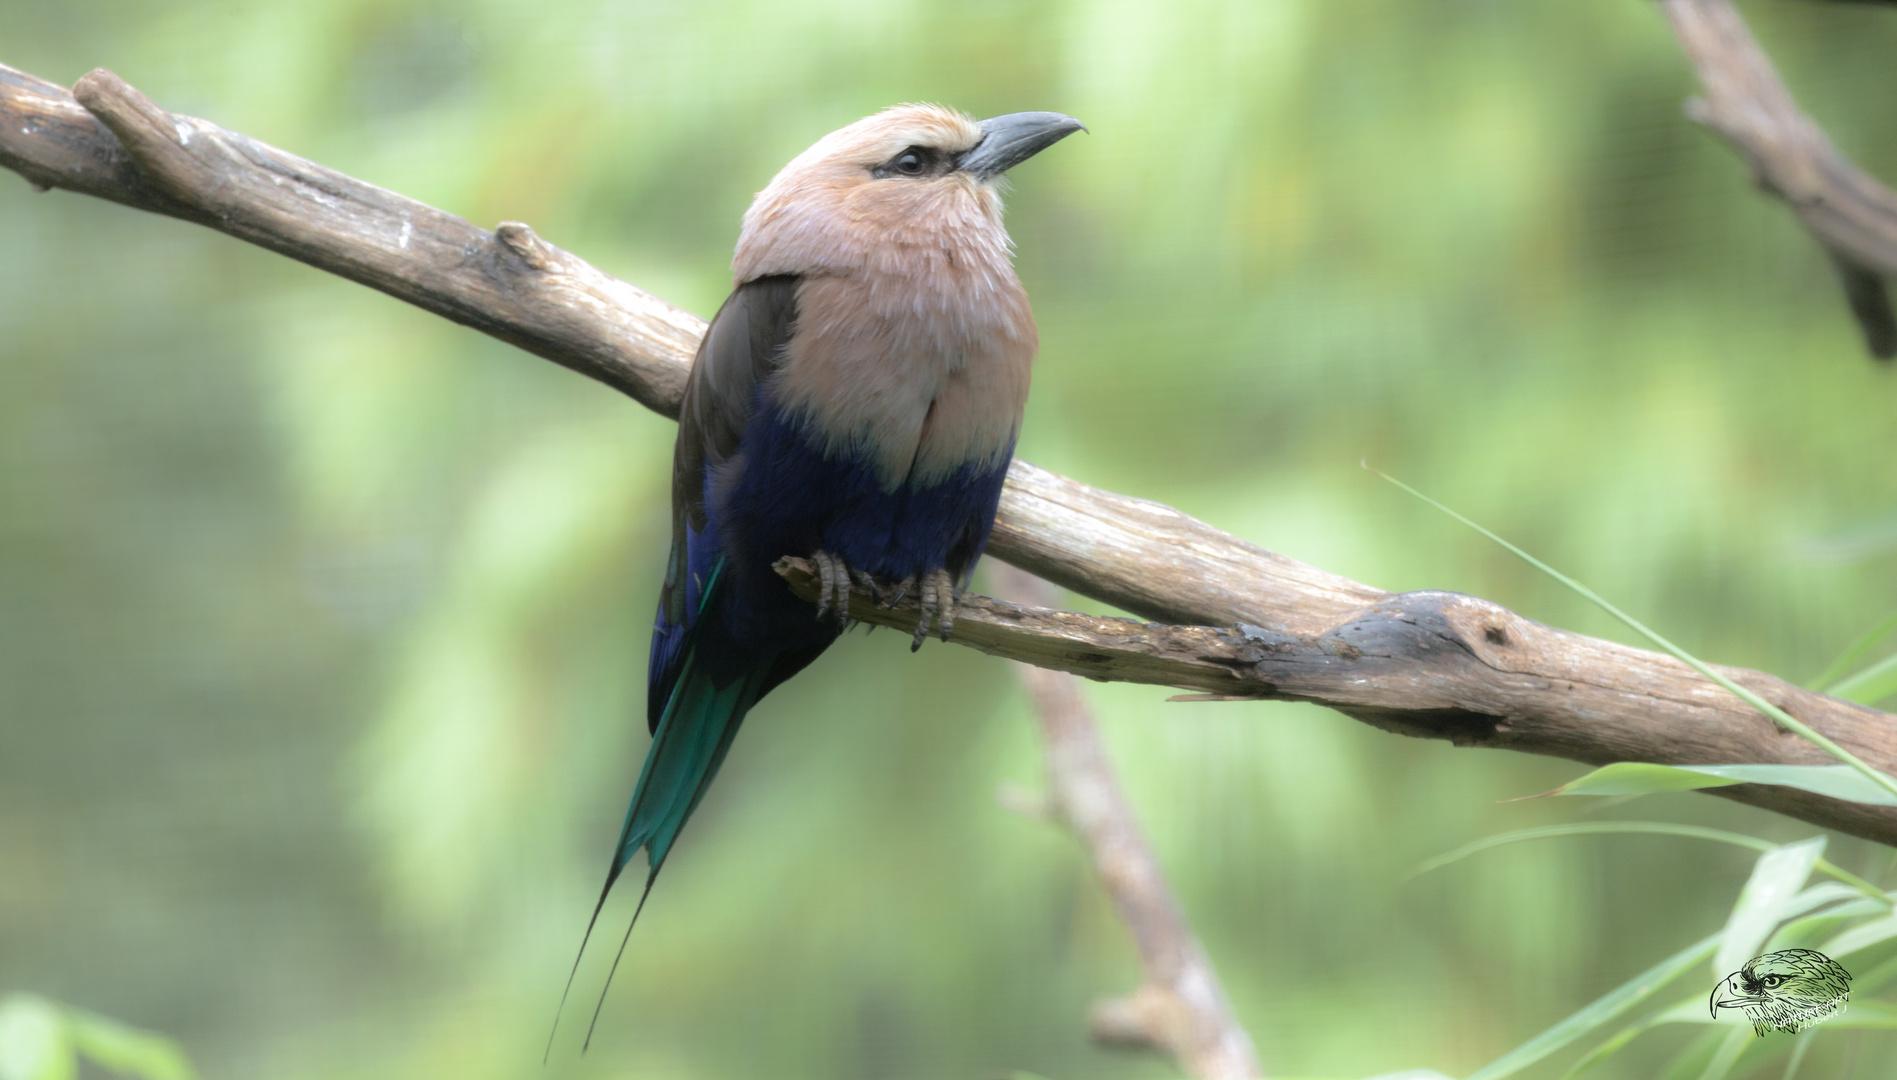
[811,550,858,627]
[807,554,955,647]
[910,568,958,652]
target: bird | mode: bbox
[1710,948,1852,1036]
[547,104,1084,1052]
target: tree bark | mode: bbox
[1659,0,1897,358]
[5,59,1897,845]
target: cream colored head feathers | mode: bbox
[733,104,1004,284]
[737,104,1082,490]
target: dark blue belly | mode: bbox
[650,399,1010,710]
[713,404,1009,649]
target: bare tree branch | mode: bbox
[990,565,1261,1079]
[7,63,1897,845]
[1659,0,1897,357]
[777,557,1897,847]
[0,65,701,412]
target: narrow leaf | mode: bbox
[1781,1029,1815,1080]
[1465,931,1722,1080]
[1716,837,1826,977]
[1556,1009,1674,1080]
[63,1012,194,1080]
[1819,911,1897,959]
[1657,1030,1730,1080]
[1414,822,1774,880]
[1651,996,1897,1029]
[1510,884,1868,1080]
[1542,763,1897,806]
[1828,651,1897,706]
[0,996,72,1080]
[1810,609,1897,691]
[1412,822,1885,903]
[1768,894,1893,951]
[1695,1025,1752,1080]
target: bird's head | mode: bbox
[733,104,1084,281]
[1710,949,1852,1034]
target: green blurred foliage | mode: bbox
[5,1,1897,1077]
[0,994,195,1080]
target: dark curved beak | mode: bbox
[960,111,1086,180]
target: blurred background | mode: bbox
[6,1,1897,1077]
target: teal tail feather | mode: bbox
[545,630,770,1057]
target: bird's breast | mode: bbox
[770,253,1035,492]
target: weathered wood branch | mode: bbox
[6,62,1897,844]
[776,557,1897,846]
[1659,0,1897,358]
[991,566,1261,1079]
[0,65,702,413]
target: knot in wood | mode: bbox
[495,221,554,271]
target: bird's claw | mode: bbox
[910,568,958,651]
[807,554,955,647]
[811,550,855,627]
[879,574,914,609]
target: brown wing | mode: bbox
[660,275,800,627]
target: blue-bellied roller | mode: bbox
[552,104,1084,1050]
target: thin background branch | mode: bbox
[1660,0,1897,357]
[990,564,1261,1079]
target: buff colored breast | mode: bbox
[731,114,1037,491]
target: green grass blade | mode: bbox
[1410,822,1886,901]
[1536,763,1744,798]
[1826,651,1897,706]
[1656,1029,1729,1080]
[0,995,73,1080]
[1538,763,1897,806]
[1412,822,1774,878]
[1465,931,1723,1080]
[1715,837,1825,977]
[1780,1030,1815,1080]
[1371,468,1897,803]
[1818,911,1897,958]
[63,1010,195,1080]
[1557,989,1856,1080]
[1811,609,1897,691]
[1556,1008,1676,1080]
[1652,996,1897,1029]
[1694,1025,1751,1080]
[1768,895,1892,951]
[1848,951,1897,995]
[1418,870,1874,1080]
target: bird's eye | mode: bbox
[876,146,934,178]
[1762,975,1784,988]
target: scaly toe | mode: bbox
[910,573,937,652]
[811,551,836,620]
[928,569,956,642]
[811,550,854,626]
[910,570,959,650]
